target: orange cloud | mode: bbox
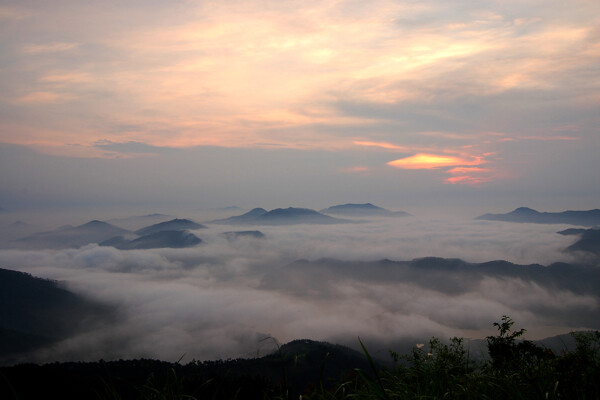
[387,153,493,185]
[445,175,491,185]
[446,167,489,174]
[445,166,492,185]
[387,153,482,169]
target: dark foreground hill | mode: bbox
[476,207,600,226]
[0,339,374,400]
[211,207,352,225]
[0,268,114,365]
[1,329,598,400]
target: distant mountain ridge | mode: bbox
[566,228,600,256]
[135,218,205,235]
[211,207,351,225]
[476,207,600,226]
[222,230,265,240]
[13,220,131,249]
[320,203,410,217]
[108,214,172,230]
[100,230,202,250]
[263,257,600,310]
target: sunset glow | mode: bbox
[387,154,483,170]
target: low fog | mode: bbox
[0,213,598,364]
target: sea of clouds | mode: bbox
[0,215,597,363]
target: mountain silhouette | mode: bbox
[566,228,600,255]
[557,228,588,236]
[0,221,38,243]
[476,207,600,226]
[100,230,202,250]
[222,230,265,240]
[135,218,205,235]
[211,207,350,225]
[13,220,131,249]
[320,203,410,217]
[107,214,172,230]
[211,208,268,224]
[0,268,113,364]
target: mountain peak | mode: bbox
[320,203,410,217]
[244,208,268,216]
[78,220,111,228]
[511,207,539,215]
[135,218,205,235]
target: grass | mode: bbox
[1,317,599,400]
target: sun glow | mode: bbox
[387,153,482,169]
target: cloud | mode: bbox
[387,153,483,170]
[22,42,78,54]
[16,91,63,104]
[519,136,582,141]
[1,215,596,363]
[386,152,496,185]
[93,140,178,155]
[1,0,598,156]
[0,1,598,203]
[354,141,410,151]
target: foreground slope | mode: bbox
[0,268,113,365]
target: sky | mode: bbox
[1,0,599,212]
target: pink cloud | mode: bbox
[354,141,409,151]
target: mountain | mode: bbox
[135,218,206,235]
[261,257,600,312]
[557,228,588,236]
[108,213,172,230]
[211,207,351,225]
[320,203,410,217]
[475,207,600,226]
[0,221,39,244]
[566,228,600,256]
[211,208,268,224]
[0,268,113,364]
[223,230,266,240]
[13,220,131,249]
[100,230,202,250]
